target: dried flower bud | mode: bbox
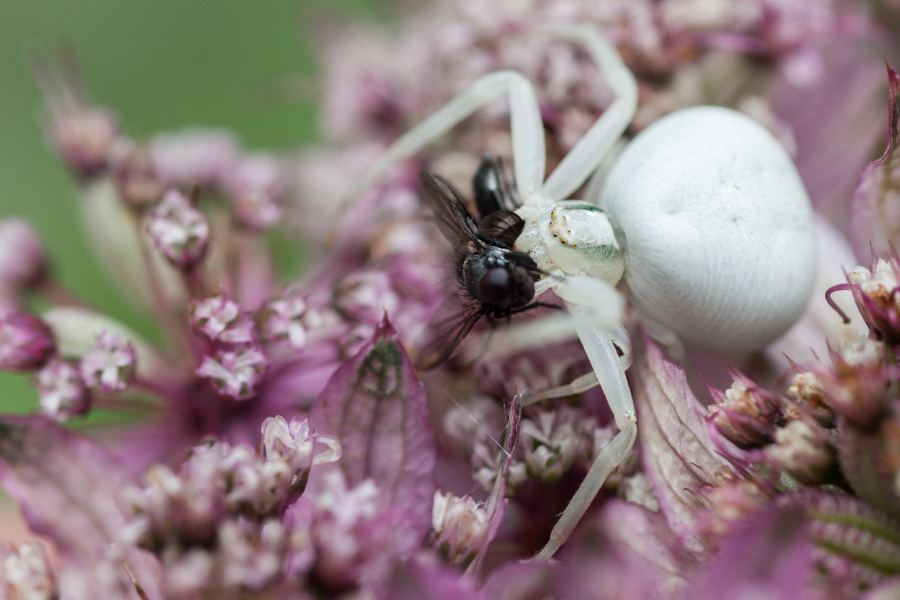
[146,189,210,268]
[259,289,310,350]
[110,141,165,208]
[0,542,57,600]
[0,219,47,296]
[0,311,55,372]
[225,154,282,230]
[708,376,784,449]
[36,358,89,421]
[79,331,135,392]
[764,419,837,484]
[196,347,267,400]
[50,106,118,178]
[787,371,828,411]
[190,293,256,344]
[430,491,489,565]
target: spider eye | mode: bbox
[477,266,535,309]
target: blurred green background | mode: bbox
[0,0,386,413]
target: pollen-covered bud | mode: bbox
[0,542,57,600]
[0,311,55,372]
[764,419,837,485]
[146,189,210,268]
[0,219,47,298]
[707,375,785,449]
[50,105,119,179]
[190,293,256,345]
[224,154,282,230]
[196,347,268,400]
[259,289,312,350]
[429,491,489,566]
[36,358,89,421]
[79,331,135,392]
[110,141,165,208]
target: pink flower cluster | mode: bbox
[3,0,900,599]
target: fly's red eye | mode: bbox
[478,268,511,306]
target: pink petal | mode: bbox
[850,62,900,261]
[0,415,162,599]
[309,315,436,544]
[633,338,731,549]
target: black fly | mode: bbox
[417,156,549,369]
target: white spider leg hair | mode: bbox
[538,24,638,203]
[536,305,637,560]
[350,70,546,201]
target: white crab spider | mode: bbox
[353,24,817,559]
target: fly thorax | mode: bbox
[539,203,624,284]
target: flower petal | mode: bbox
[309,315,436,542]
[633,338,731,549]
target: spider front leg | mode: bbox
[350,69,546,201]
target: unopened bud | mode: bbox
[224,154,282,230]
[50,106,118,178]
[0,220,47,297]
[146,189,209,268]
[0,311,55,371]
[110,141,165,208]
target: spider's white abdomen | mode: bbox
[600,106,816,353]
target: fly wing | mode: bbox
[419,171,480,255]
[477,211,525,249]
[415,292,487,370]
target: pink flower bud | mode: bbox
[50,106,118,178]
[110,141,165,208]
[146,189,210,268]
[79,331,135,392]
[190,294,256,344]
[36,358,89,421]
[0,219,47,296]
[224,154,282,230]
[0,311,55,371]
[764,419,837,485]
[196,347,267,400]
[150,129,240,189]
